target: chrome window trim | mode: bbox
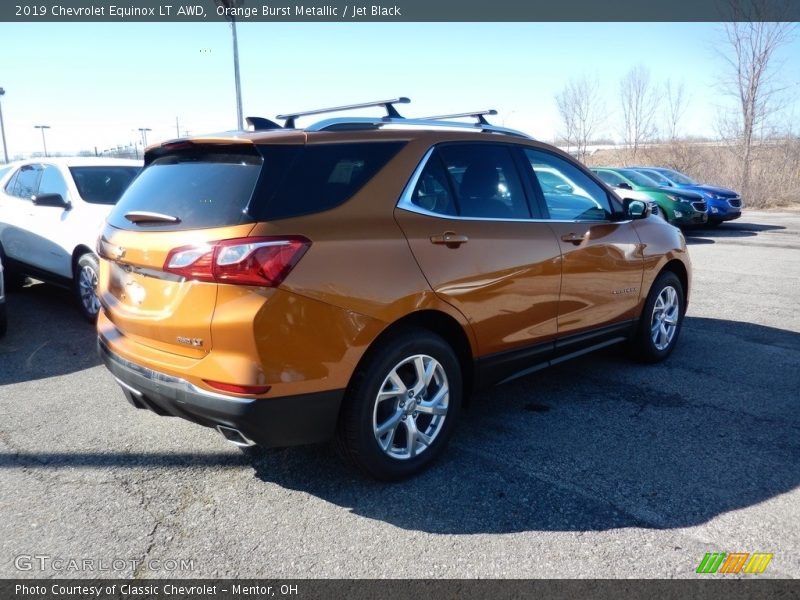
[395,146,617,225]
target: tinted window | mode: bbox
[38,165,70,200]
[637,169,671,186]
[410,153,456,216]
[12,165,42,199]
[438,144,530,219]
[70,166,141,205]
[617,169,660,187]
[108,151,260,231]
[662,169,696,185]
[524,149,611,221]
[253,142,405,220]
[594,170,625,186]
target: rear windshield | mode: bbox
[107,151,261,231]
[108,141,406,230]
[70,166,141,205]
[250,141,406,220]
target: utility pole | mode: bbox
[138,127,152,148]
[216,1,246,130]
[34,125,50,157]
[0,87,8,163]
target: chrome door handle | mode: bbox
[430,232,469,248]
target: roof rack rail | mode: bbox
[277,97,410,128]
[419,109,499,126]
[304,116,533,139]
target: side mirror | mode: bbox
[617,182,632,190]
[32,193,71,209]
[624,199,650,219]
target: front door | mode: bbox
[394,143,562,358]
[521,148,644,336]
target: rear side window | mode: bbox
[70,166,141,205]
[251,142,405,220]
[108,151,261,231]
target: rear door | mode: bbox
[98,145,262,359]
[0,164,41,265]
[521,148,644,336]
[394,143,562,357]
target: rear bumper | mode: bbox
[98,337,344,447]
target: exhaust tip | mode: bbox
[216,425,256,448]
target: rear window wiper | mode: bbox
[124,211,181,224]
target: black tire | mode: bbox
[74,253,101,323]
[0,302,6,337]
[630,271,685,363]
[335,328,462,481]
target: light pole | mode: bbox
[0,87,8,163]
[138,127,152,148]
[34,125,50,157]
[216,0,245,130]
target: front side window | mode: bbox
[38,165,70,201]
[11,165,42,199]
[594,170,625,187]
[635,169,671,186]
[524,149,612,221]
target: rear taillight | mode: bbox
[163,236,310,287]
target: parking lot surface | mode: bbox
[1,210,798,579]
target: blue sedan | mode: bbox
[631,167,742,226]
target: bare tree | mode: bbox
[619,65,659,161]
[720,17,796,197]
[664,79,688,141]
[555,75,604,162]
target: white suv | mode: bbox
[0,157,141,321]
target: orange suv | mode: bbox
[97,99,691,480]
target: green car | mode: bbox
[592,167,708,227]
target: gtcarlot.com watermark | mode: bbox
[14,554,196,573]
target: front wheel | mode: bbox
[630,271,685,363]
[335,329,462,481]
[75,253,101,323]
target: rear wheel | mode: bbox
[75,253,101,323]
[335,329,462,481]
[631,271,685,363]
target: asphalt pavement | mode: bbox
[0,210,798,579]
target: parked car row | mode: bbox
[592,166,742,228]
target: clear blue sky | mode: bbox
[1,22,798,157]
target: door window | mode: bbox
[10,165,42,199]
[524,149,612,221]
[38,165,70,201]
[594,170,625,187]
[438,144,530,219]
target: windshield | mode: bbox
[662,169,697,185]
[618,169,660,187]
[108,151,260,231]
[70,166,141,205]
